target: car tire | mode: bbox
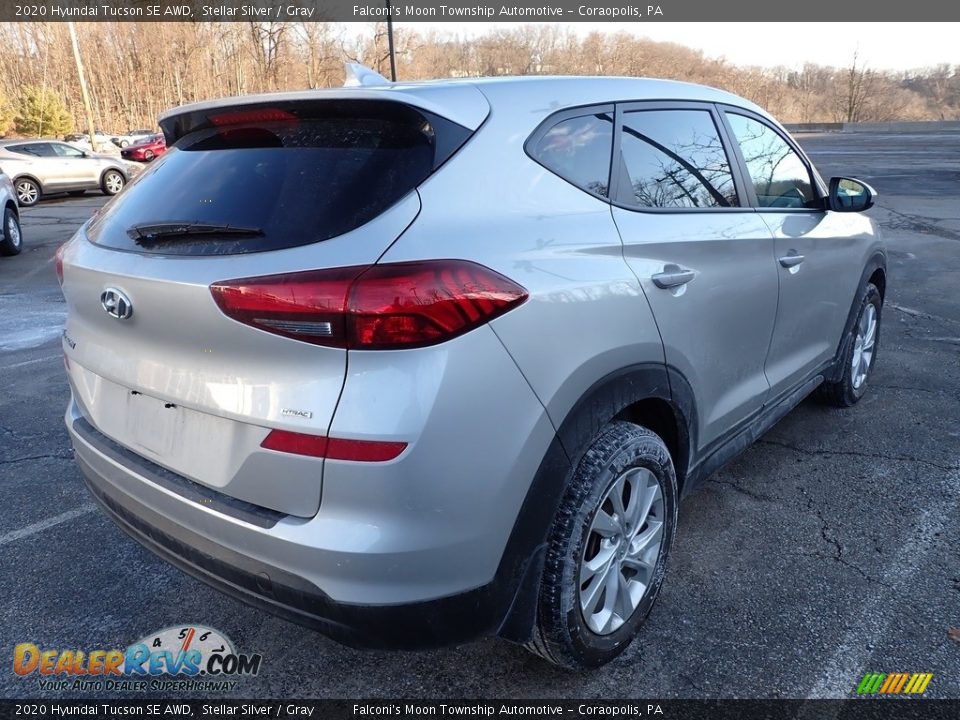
[120,140,129,148]
[144,150,155,161]
[817,283,882,407]
[525,421,678,669]
[101,170,125,196]
[68,190,86,197]
[15,178,40,207]
[0,206,23,256]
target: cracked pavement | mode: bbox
[0,132,958,699]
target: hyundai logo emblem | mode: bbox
[100,287,134,320]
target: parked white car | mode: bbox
[111,129,155,148]
[0,167,23,256]
[65,131,119,155]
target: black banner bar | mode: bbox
[2,700,960,720]
[2,0,960,22]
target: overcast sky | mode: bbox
[373,22,960,71]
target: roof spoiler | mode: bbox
[343,63,391,88]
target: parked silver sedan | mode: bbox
[0,139,132,207]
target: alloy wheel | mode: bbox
[579,467,665,635]
[6,214,21,249]
[105,172,124,194]
[851,303,877,390]
[17,181,38,205]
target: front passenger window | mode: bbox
[726,114,818,209]
[53,144,85,158]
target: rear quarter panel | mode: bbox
[379,82,666,441]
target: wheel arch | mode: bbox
[868,265,886,302]
[12,173,43,193]
[101,165,128,183]
[829,251,887,382]
[496,362,696,642]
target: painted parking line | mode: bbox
[1,354,61,371]
[0,505,96,546]
[805,465,960,699]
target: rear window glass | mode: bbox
[530,112,614,198]
[86,101,471,255]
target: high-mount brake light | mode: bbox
[210,260,528,350]
[208,109,298,126]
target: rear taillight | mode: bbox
[210,260,527,350]
[54,244,66,286]
[261,429,406,462]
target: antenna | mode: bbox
[343,63,392,88]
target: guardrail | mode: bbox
[785,120,960,133]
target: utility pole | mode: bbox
[67,21,98,152]
[386,0,397,81]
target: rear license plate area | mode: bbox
[125,391,179,458]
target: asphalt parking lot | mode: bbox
[0,131,958,700]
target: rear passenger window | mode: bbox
[9,143,51,157]
[726,114,818,209]
[531,113,614,198]
[619,110,739,209]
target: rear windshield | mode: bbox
[87,101,471,255]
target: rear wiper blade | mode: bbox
[127,222,264,241]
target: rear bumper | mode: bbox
[73,415,509,649]
[65,316,560,648]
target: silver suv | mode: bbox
[0,139,129,206]
[60,73,884,669]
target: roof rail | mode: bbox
[343,63,392,88]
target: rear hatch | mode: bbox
[61,90,486,517]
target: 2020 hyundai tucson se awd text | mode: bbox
[59,72,884,669]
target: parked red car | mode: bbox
[120,134,166,162]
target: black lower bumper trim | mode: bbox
[77,452,505,650]
[73,417,285,529]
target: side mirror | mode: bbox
[828,177,876,212]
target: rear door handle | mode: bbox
[778,252,805,268]
[652,265,696,289]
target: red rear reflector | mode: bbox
[261,430,406,462]
[326,437,408,462]
[54,243,66,286]
[211,260,527,350]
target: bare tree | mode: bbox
[0,22,956,137]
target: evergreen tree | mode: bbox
[0,92,13,137]
[14,87,72,137]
